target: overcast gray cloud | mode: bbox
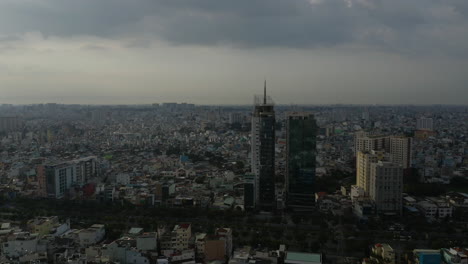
[0,0,467,104]
[0,0,467,53]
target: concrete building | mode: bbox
[27,216,69,237]
[370,243,395,264]
[0,116,23,132]
[78,224,105,247]
[417,117,434,131]
[170,249,195,263]
[102,238,150,264]
[205,238,226,262]
[72,156,98,184]
[230,246,251,264]
[350,185,366,201]
[354,133,389,155]
[356,150,387,194]
[389,136,412,169]
[286,112,317,211]
[353,199,376,220]
[136,232,157,252]
[215,228,233,259]
[229,113,243,124]
[43,162,75,199]
[195,233,207,259]
[416,201,438,220]
[416,201,453,220]
[369,162,403,215]
[354,133,411,169]
[40,156,98,198]
[2,232,38,258]
[251,81,276,211]
[171,224,191,251]
[441,247,468,264]
[36,165,47,197]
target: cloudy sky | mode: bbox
[1,0,467,105]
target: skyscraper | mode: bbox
[286,112,317,211]
[251,81,276,211]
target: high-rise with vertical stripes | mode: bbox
[251,81,276,211]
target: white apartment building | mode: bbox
[171,224,191,251]
[356,150,387,194]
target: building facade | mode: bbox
[356,150,387,194]
[369,161,403,215]
[243,173,256,210]
[251,81,276,211]
[286,112,317,210]
[416,117,434,131]
[41,156,98,198]
[0,116,23,132]
[389,136,412,169]
[354,132,389,154]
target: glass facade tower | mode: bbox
[286,113,317,211]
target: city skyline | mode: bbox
[1,0,468,105]
[0,0,467,261]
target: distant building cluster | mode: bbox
[0,92,467,264]
[0,116,23,132]
[0,216,323,264]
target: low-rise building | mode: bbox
[27,216,69,237]
[2,232,38,258]
[78,224,105,247]
[216,228,233,259]
[195,233,207,259]
[441,247,468,264]
[370,243,395,264]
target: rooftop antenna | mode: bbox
[263,79,267,105]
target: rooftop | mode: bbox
[285,252,321,264]
[128,227,144,235]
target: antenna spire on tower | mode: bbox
[263,80,267,105]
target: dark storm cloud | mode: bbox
[149,0,356,48]
[0,0,467,54]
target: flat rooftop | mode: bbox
[285,252,321,264]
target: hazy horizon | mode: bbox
[1,0,468,105]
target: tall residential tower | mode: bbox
[369,161,403,215]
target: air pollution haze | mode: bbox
[1,0,468,105]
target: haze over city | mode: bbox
[1,0,468,105]
[1,1,468,263]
